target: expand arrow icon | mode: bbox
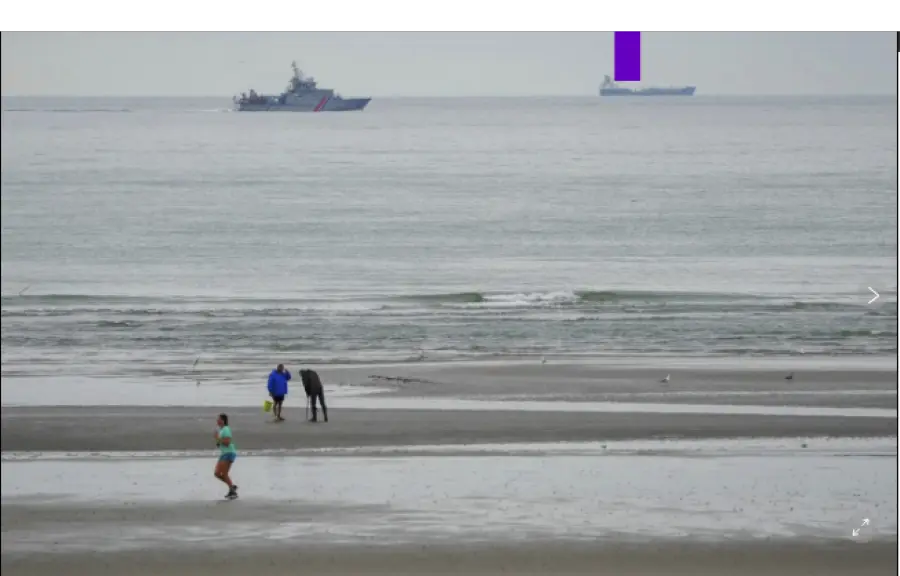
[868,288,879,304]
[853,518,872,537]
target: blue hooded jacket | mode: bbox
[267,369,291,397]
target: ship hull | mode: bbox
[600,86,696,97]
[236,97,371,112]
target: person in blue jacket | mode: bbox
[267,363,291,422]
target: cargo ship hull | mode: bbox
[600,86,696,97]
[598,75,696,97]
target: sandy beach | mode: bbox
[3,437,898,575]
[352,359,900,408]
[2,404,896,452]
[3,358,897,410]
[2,361,897,575]
[3,540,897,575]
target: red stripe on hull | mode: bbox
[314,97,329,112]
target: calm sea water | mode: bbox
[1,96,897,379]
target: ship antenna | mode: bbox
[291,61,301,80]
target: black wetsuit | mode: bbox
[301,369,328,422]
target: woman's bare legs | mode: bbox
[214,460,234,490]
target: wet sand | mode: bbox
[2,359,897,409]
[4,441,895,545]
[2,360,896,575]
[351,360,899,409]
[2,540,896,576]
[2,405,896,452]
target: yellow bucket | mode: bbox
[263,399,273,413]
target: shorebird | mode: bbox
[785,372,794,380]
[541,356,547,365]
[660,374,670,384]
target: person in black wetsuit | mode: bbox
[300,368,328,423]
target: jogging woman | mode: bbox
[214,413,238,500]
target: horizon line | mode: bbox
[2,93,896,99]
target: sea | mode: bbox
[1,95,897,385]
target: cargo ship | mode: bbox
[599,75,696,97]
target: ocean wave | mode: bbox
[2,288,895,360]
[1,290,890,331]
[395,289,770,306]
[3,314,895,347]
[3,288,883,310]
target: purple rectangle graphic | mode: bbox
[614,32,641,82]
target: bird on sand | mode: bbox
[785,372,794,380]
[541,356,547,365]
[660,374,670,384]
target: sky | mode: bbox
[1,32,896,97]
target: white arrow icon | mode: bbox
[867,287,879,304]
[852,518,872,537]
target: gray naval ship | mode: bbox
[234,62,371,112]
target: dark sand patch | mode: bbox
[2,540,896,575]
[354,362,899,408]
[2,406,895,452]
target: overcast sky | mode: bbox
[2,32,896,97]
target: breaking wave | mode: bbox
[3,288,895,365]
[3,288,883,311]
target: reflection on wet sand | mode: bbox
[2,439,896,554]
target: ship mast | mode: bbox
[288,61,303,91]
[286,60,317,93]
